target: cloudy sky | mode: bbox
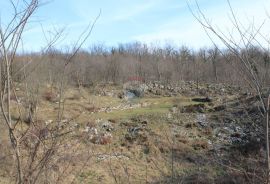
[0,0,269,51]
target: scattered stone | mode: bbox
[169,106,178,114]
[45,119,53,125]
[167,113,172,119]
[196,114,208,127]
[96,153,129,161]
[124,91,137,100]
[123,81,147,99]
[100,121,114,132]
[124,123,148,145]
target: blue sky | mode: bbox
[0,0,269,51]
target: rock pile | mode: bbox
[97,102,149,113]
[83,119,115,145]
[96,153,129,161]
[121,81,242,98]
[120,117,150,147]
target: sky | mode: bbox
[0,0,269,51]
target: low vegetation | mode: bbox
[0,0,269,184]
[0,81,267,183]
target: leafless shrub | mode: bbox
[189,0,270,182]
[0,1,100,183]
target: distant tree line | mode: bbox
[14,42,270,89]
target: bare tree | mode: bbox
[0,1,100,183]
[208,47,219,82]
[190,0,270,182]
[0,1,40,183]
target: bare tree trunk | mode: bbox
[267,94,270,183]
[212,58,218,82]
[2,35,23,184]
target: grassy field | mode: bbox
[0,84,264,184]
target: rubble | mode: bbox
[100,120,114,132]
[82,119,115,145]
[97,102,149,113]
[120,117,150,146]
[96,153,129,161]
[123,81,243,97]
[196,114,208,128]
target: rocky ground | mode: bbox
[0,81,266,184]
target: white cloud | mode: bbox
[132,0,270,49]
[9,0,270,51]
[133,21,213,49]
[112,1,157,21]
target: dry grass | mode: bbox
[0,84,259,184]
